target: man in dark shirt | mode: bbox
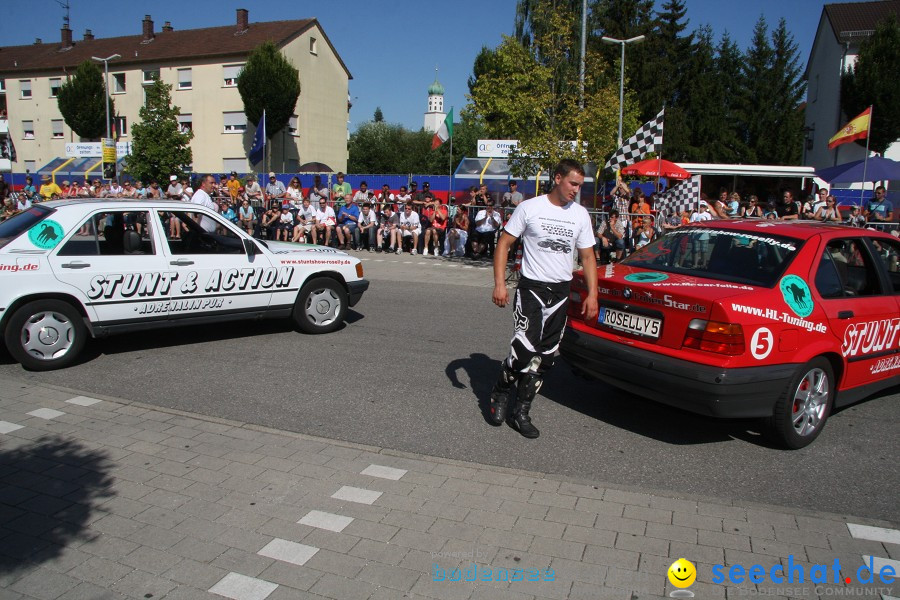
[776,190,800,220]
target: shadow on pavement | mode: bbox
[0,436,115,574]
[445,352,500,425]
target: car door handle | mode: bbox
[837,310,854,319]
[169,259,194,266]
[61,262,91,269]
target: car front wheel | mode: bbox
[5,300,87,371]
[768,357,834,449]
[293,277,347,334]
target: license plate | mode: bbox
[598,307,661,338]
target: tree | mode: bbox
[127,79,193,185]
[237,41,301,137]
[373,107,384,122]
[348,121,407,173]
[468,46,501,95]
[738,16,774,163]
[56,60,115,140]
[763,18,805,164]
[712,31,749,162]
[841,13,900,154]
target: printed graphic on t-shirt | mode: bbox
[536,218,575,255]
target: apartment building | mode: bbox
[0,9,352,176]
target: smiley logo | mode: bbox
[668,558,696,589]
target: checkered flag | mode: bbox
[655,175,700,231]
[604,109,664,172]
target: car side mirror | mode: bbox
[243,238,258,256]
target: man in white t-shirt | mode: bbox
[489,159,598,439]
[293,197,318,243]
[397,203,421,254]
[166,175,183,200]
[190,174,220,233]
[314,198,337,246]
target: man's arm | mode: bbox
[578,247,599,321]
[492,232,516,308]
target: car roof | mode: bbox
[690,219,895,241]
[37,199,200,210]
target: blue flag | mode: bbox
[248,110,266,165]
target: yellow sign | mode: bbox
[102,138,117,180]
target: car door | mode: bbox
[813,235,899,389]
[48,208,170,327]
[153,207,280,322]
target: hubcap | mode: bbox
[305,288,341,327]
[791,367,829,437]
[21,311,75,361]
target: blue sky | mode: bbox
[2,0,836,131]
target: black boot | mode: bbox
[509,374,541,438]
[488,362,516,426]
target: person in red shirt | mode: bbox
[423,199,448,257]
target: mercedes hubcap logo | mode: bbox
[39,327,59,345]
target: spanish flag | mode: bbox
[828,107,871,149]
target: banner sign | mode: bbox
[65,142,132,158]
[477,140,520,159]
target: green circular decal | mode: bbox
[779,275,813,318]
[28,220,65,250]
[624,272,669,283]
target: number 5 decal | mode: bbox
[750,327,774,360]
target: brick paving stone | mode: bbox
[303,548,369,578]
[348,538,410,565]
[513,477,561,494]
[10,567,81,600]
[623,505,673,525]
[215,528,273,553]
[558,482,606,500]
[67,555,135,588]
[297,511,352,533]
[309,573,377,600]
[411,573,478,600]
[464,508,516,531]
[109,569,178,599]
[594,514,647,536]
[211,548,276,577]
[723,519,775,540]
[358,562,420,591]
[381,510,436,533]
[746,509,798,529]
[569,582,633,600]
[428,518,484,543]
[402,471,448,489]
[478,528,535,553]
[529,536,585,560]
[128,523,186,550]
[168,536,229,562]
[582,544,640,570]
[79,534,141,560]
[486,483,531,502]
[513,518,565,540]
[500,500,549,520]
[256,560,321,592]
[698,529,752,552]
[604,566,665,595]
[390,528,450,554]
[574,497,624,516]
[543,507,596,529]
[549,556,607,585]
[163,558,229,589]
[298,528,360,554]
[670,540,725,565]
[528,491,576,510]
[698,502,746,520]
[645,522,698,544]
[471,587,537,600]
[672,511,724,532]
[750,537,809,560]
[773,527,830,549]
[419,500,471,523]
[614,532,670,557]
[134,505,188,529]
[561,524,617,547]
[208,572,278,600]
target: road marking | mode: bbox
[331,485,382,505]
[848,524,900,545]
[208,572,278,600]
[66,396,102,406]
[0,421,24,434]
[361,464,407,481]
[403,261,412,264]
[257,538,318,566]
[863,555,900,573]
[27,408,65,420]
[298,510,353,532]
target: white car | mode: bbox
[0,199,369,370]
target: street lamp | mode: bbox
[600,35,645,147]
[91,54,121,140]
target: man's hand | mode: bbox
[493,283,509,308]
[581,295,598,321]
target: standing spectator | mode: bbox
[377,205,400,252]
[472,203,502,258]
[630,191,652,229]
[357,202,378,251]
[0,174,8,204]
[265,172,286,207]
[445,209,470,257]
[23,176,37,198]
[726,192,741,217]
[314,197,336,247]
[336,193,360,249]
[308,175,329,204]
[286,177,304,207]
[409,181,423,207]
[226,171,243,203]
[815,195,842,222]
[395,185,412,212]
[238,200,256,235]
[398,203,421,254]
[690,201,713,223]
[845,205,866,228]
[865,186,893,224]
[502,180,523,208]
[802,188,828,219]
[293,197,317,243]
[190,174,219,233]
[488,159,598,439]
[244,174,263,206]
[166,175,182,200]
[332,172,351,205]
[39,175,62,199]
[352,181,369,205]
[377,183,394,212]
[108,180,124,197]
[611,178,631,216]
[776,190,800,220]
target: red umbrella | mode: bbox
[621,159,691,179]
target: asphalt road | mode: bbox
[2,254,897,522]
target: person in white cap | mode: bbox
[166,175,182,200]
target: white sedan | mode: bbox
[0,199,369,370]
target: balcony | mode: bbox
[0,119,8,135]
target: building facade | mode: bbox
[0,9,352,176]
[803,0,899,169]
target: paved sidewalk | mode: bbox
[1,374,897,600]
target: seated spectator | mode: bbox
[630,191,652,229]
[277,207,294,241]
[596,210,626,261]
[815,195,842,222]
[635,218,655,249]
[740,195,763,218]
[423,200,448,257]
[726,192,741,217]
[763,200,778,220]
[377,184,394,212]
[145,180,162,199]
[314,198,336,246]
[845,205,866,228]
[238,200,256,235]
[245,175,263,205]
[336,193,361,250]
[445,210,469,257]
[471,204,502,258]
[802,188,828,220]
[220,202,238,224]
[357,202,378,251]
[262,204,281,240]
[286,177,304,207]
[394,185,411,212]
[293,197,317,243]
[691,201,713,223]
[397,203,421,254]
[377,205,400,252]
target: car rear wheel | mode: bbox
[768,357,834,449]
[293,277,347,334]
[5,300,87,371]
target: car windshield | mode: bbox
[621,226,803,287]
[0,205,56,250]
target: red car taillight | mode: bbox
[683,319,745,355]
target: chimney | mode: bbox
[142,15,154,41]
[84,29,94,41]
[34,38,43,45]
[162,21,173,32]
[60,26,73,49]
[236,8,249,33]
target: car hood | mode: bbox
[263,240,352,258]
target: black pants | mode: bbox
[503,277,571,376]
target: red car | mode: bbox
[561,220,900,448]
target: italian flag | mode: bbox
[828,107,871,149]
[432,108,454,150]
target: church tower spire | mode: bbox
[423,67,446,133]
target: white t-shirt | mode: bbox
[399,210,420,231]
[287,186,303,203]
[190,189,219,232]
[297,204,316,222]
[503,194,595,283]
[316,206,336,226]
[474,209,502,233]
[690,210,712,223]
